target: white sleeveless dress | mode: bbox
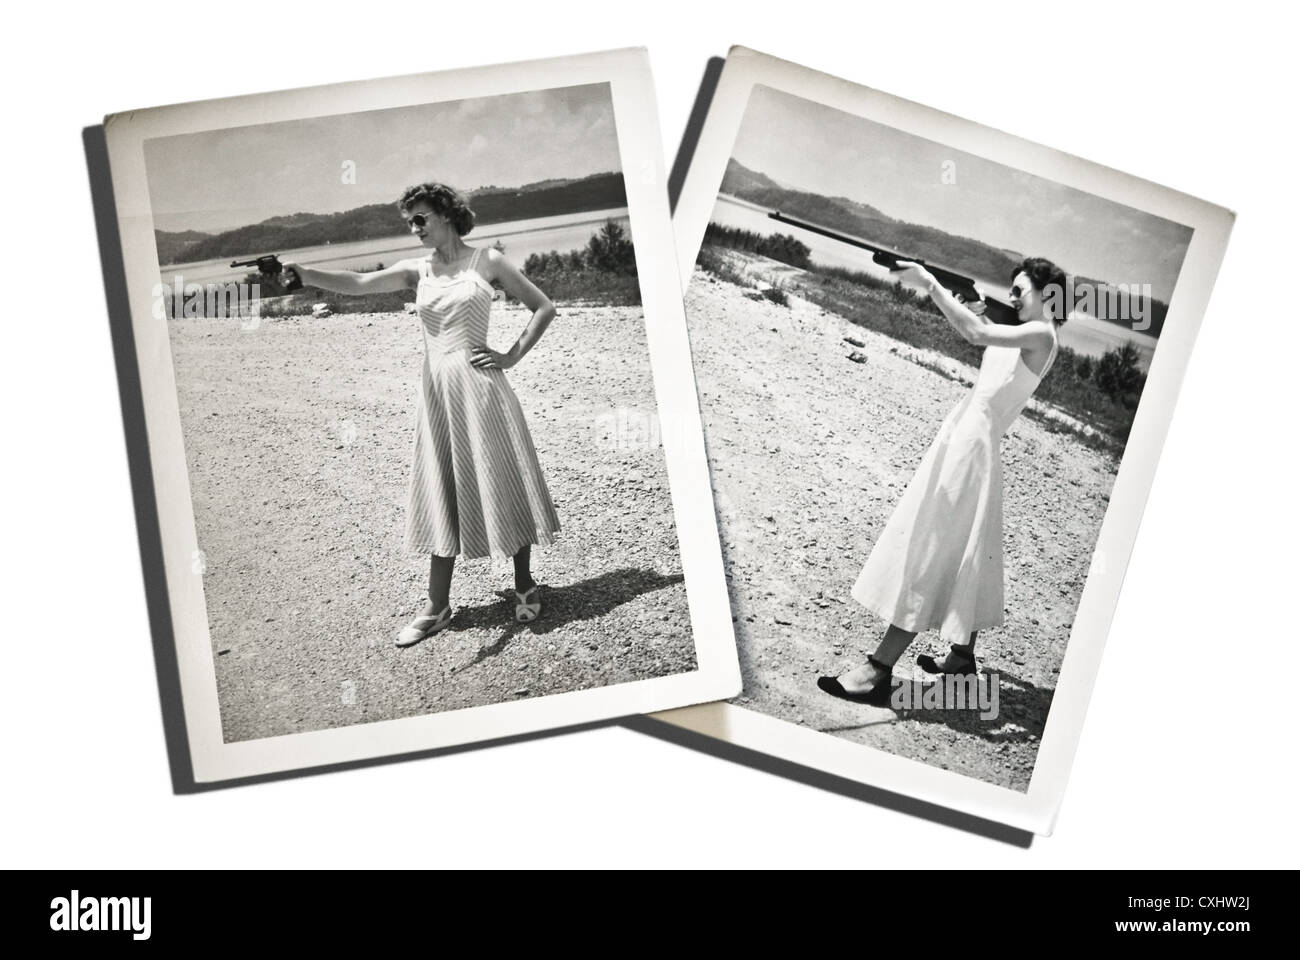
[851,328,1059,641]
[404,247,560,559]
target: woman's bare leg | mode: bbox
[425,554,455,614]
[513,545,536,594]
[838,624,916,693]
[934,631,978,670]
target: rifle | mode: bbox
[766,211,1019,324]
[230,254,302,292]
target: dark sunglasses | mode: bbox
[405,213,442,230]
[1010,283,1028,299]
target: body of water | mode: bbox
[161,206,631,288]
[709,194,1157,368]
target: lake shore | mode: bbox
[171,300,693,743]
[708,195,1160,365]
[161,207,631,287]
[684,263,1117,792]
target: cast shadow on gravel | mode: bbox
[446,566,687,665]
[818,667,1056,745]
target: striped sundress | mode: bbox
[403,246,560,559]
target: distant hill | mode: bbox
[154,229,210,264]
[258,212,333,229]
[509,176,580,191]
[720,161,787,195]
[163,171,628,265]
[720,158,1169,336]
[1072,273,1170,338]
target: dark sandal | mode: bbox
[917,643,978,677]
[817,654,895,706]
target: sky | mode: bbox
[144,83,621,234]
[730,84,1193,301]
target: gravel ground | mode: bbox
[685,260,1117,792]
[171,300,695,743]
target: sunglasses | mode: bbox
[405,213,442,230]
[1010,283,1028,300]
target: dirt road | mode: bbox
[685,263,1116,791]
[171,300,695,742]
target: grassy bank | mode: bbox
[698,241,1146,452]
[512,221,640,306]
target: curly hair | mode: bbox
[396,182,476,236]
[1011,256,1070,324]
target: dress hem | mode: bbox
[404,525,561,561]
[851,590,1004,637]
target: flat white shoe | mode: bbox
[395,605,452,647]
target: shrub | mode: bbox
[585,220,637,275]
[1093,342,1145,403]
[889,280,917,305]
[702,223,811,269]
[514,220,640,306]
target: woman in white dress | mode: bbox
[819,257,1066,705]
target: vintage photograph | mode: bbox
[661,48,1232,830]
[690,82,1190,791]
[101,50,738,781]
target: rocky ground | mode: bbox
[685,253,1117,792]
[171,299,694,743]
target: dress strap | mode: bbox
[1041,325,1060,379]
[469,246,483,273]
[416,256,429,279]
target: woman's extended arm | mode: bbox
[470,249,556,371]
[897,261,1053,351]
[281,259,419,296]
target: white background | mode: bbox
[4,1,1295,867]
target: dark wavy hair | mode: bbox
[396,182,476,236]
[1011,256,1070,324]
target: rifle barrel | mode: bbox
[766,210,1020,323]
[767,211,896,256]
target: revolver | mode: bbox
[230,254,302,292]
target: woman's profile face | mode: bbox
[401,201,455,249]
[1009,270,1042,323]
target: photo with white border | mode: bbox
[101,47,740,784]
[657,46,1232,834]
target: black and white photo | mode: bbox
[660,47,1233,833]
[102,48,739,782]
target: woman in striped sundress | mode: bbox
[283,182,561,648]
